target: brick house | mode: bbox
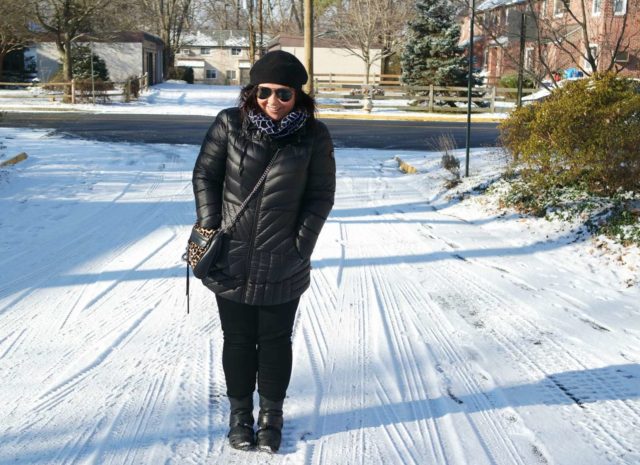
[459,0,640,85]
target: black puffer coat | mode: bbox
[192,108,336,306]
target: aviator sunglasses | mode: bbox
[257,86,294,102]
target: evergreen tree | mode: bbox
[401,0,473,87]
[71,44,109,81]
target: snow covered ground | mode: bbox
[0,126,638,465]
[0,82,508,119]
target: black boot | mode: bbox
[256,395,284,453]
[228,395,255,450]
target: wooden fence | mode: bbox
[0,73,148,104]
[314,73,402,86]
[315,83,537,113]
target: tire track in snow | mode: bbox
[396,275,534,465]
[290,268,337,456]
[34,305,156,411]
[405,218,639,464]
[366,265,450,465]
[382,170,639,464]
[362,230,531,465]
[0,327,27,360]
[303,163,376,465]
[349,161,550,464]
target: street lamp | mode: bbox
[465,0,476,177]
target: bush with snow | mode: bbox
[500,72,640,196]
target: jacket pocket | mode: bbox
[255,238,307,283]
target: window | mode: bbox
[525,47,534,70]
[554,0,566,15]
[200,47,211,55]
[592,0,601,14]
[613,0,627,14]
[206,69,217,79]
[614,51,629,63]
[226,70,237,81]
[230,48,242,56]
[585,44,598,72]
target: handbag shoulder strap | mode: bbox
[225,148,281,231]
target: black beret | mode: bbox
[249,50,308,89]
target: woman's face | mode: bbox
[256,83,296,121]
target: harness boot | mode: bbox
[227,395,255,450]
[256,395,284,453]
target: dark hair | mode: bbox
[238,84,317,121]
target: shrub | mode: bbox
[181,66,194,84]
[74,79,115,103]
[500,73,640,196]
[597,207,640,246]
[168,66,194,84]
[499,73,535,90]
[71,44,109,81]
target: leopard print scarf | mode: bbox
[248,110,308,139]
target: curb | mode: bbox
[394,156,418,174]
[1,106,92,113]
[318,112,506,123]
[0,152,28,167]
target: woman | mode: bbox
[191,50,336,453]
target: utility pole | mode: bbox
[465,0,476,177]
[258,0,263,56]
[90,41,95,105]
[304,0,313,95]
[248,0,256,64]
[516,11,527,107]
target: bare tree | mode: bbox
[198,0,337,46]
[199,0,246,29]
[139,0,195,76]
[0,0,33,79]
[31,0,128,82]
[329,0,410,83]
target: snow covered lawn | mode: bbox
[0,128,638,464]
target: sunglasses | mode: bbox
[256,87,294,102]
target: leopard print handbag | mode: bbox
[187,223,223,279]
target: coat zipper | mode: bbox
[242,147,281,302]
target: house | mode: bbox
[459,0,640,85]
[175,30,260,85]
[26,32,164,84]
[267,34,384,82]
[173,31,386,86]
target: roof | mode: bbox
[181,30,269,47]
[477,0,525,12]
[30,31,164,46]
[175,59,206,68]
[268,33,383,50]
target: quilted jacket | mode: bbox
[192,107,336,305]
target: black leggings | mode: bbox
[216,295,299,402]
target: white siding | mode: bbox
[34,42,144,82]
[281,46,383,78]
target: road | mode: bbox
[0,112,500,149]
[2,130,637,465]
